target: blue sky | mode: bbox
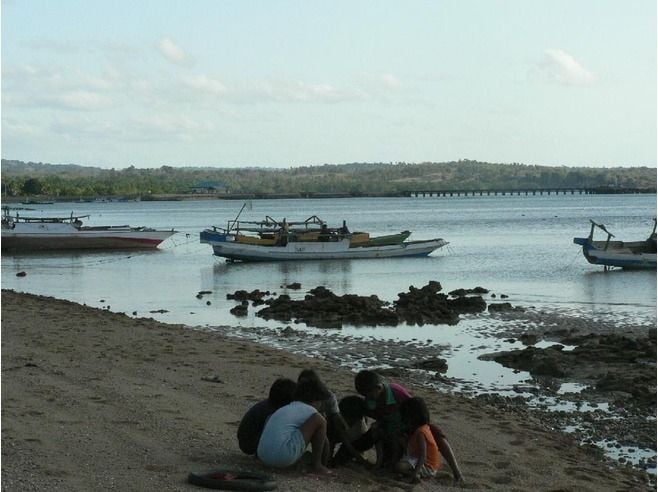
[2,0,656,169]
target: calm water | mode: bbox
[2,194,655,326]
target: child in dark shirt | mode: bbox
[329,395,369,466]
[334,370,411,468]
[237,377,296,455]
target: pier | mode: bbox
[404,186,656,198]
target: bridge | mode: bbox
[404,186,656,198]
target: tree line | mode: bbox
[1,159,655,198]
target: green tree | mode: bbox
[22,178,43,195]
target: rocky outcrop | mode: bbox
[227,289,271,306]
[481,331,657,408]
[248,281,489,328]
[256,286,398,328]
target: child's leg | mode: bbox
[299,413,331,474]
[394,458,414,474]
[375,440,384,468]
[379,432,404,469]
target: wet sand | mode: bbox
[1,289,652,491]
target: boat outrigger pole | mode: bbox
[588,220,615,251]
[228,201,252,232]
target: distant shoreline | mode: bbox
[4,186,657,204]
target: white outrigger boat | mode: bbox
[573,219,656,269]
[1,209,176,252]
[200,214,448,262]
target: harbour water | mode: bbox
[2,194,656,469]
[2,194,655,324]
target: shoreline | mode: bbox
[1,289,654,491]
[5,186,657,205]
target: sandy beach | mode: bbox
[1,289,653,491]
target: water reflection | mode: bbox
[580,268,656,310]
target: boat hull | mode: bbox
[2,222,175,252]
[573,237,657,269]
[200,230,447,262]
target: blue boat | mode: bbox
[573,219,656,270]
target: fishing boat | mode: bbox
[572,219,656,269]
[1,209,176,252]
[200,214,447,262]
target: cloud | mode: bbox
[158,37,193,66]
[50,90,113,111]
[179,76,366,104]
[380,73,401,89]
[129,114,215,142]
[543,48,595,86]
[182,75,228,95]
[2,118,40,139]
[252,79,368,103]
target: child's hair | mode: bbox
[268,378,297,409]
[354,370,382,395]
[294,378,331,404]
[399,397,430,430]
[298,368,322,385]
[338,395,367,426]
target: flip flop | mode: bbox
[188,469,277,490]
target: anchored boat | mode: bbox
[573,219,656,269]
[200,214,447,262]
[1,209,176,252]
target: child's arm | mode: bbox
[436,435,463,483]
[328,414,369,465]
[410,431,426,483]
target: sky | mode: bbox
[1,0,656,169]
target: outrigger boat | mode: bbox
[1,209,176,252]
[573,219,656,269]
[200,214,447,262]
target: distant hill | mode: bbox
[1,159,106,177]
[1,159,656,199]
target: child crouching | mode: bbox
[396,397,440,483]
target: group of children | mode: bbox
[236,368,463,484]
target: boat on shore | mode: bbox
[1,209,176,252]
[573,219,656,269]
[200,214,447,262]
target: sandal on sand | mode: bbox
[309,467,336,477]
[188,469,277,490]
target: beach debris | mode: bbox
[201,375,223,383]
[196,290,212,299]
[15,271,27,277]
[149,309,169,314]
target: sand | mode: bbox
[1,289,652,491]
